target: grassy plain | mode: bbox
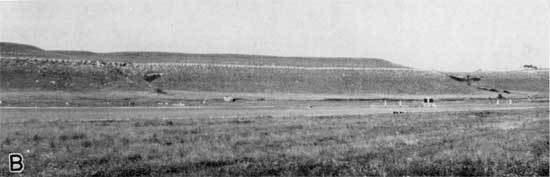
[0,107,548,176]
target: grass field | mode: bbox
[0,107,548,176]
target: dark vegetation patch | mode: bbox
[84,119,127,126]
[472,111,496,118]
[226,119,254,124]
[59,132,87,141]
[133,120,163,127]
[316,115,359,120]
[154,88,167,94]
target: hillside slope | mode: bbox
[0,57,474,94]
[1,42,547,95]
[0,42,68,58]
[471,71,549,93]
[2,42,407,68]
[0,58,146,91]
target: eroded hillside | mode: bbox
[1,42,547,95]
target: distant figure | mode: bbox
[423,97,436,107]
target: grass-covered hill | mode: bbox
[0,42,68,58]
[1,42,548,95]
[0,57,475,94]
[2,42,407,68]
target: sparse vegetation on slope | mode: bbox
[473,71,549,92]
[140,64,477,94]
[0,58,480,94]
[1,42,548,95]
[0,58,144,91]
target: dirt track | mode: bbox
[0,102,546,123]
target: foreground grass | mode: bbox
[0,109,548,176]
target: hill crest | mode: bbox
[0,42,408,68]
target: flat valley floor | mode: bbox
[0,100,548,176]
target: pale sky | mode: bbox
[1,0,548,71]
